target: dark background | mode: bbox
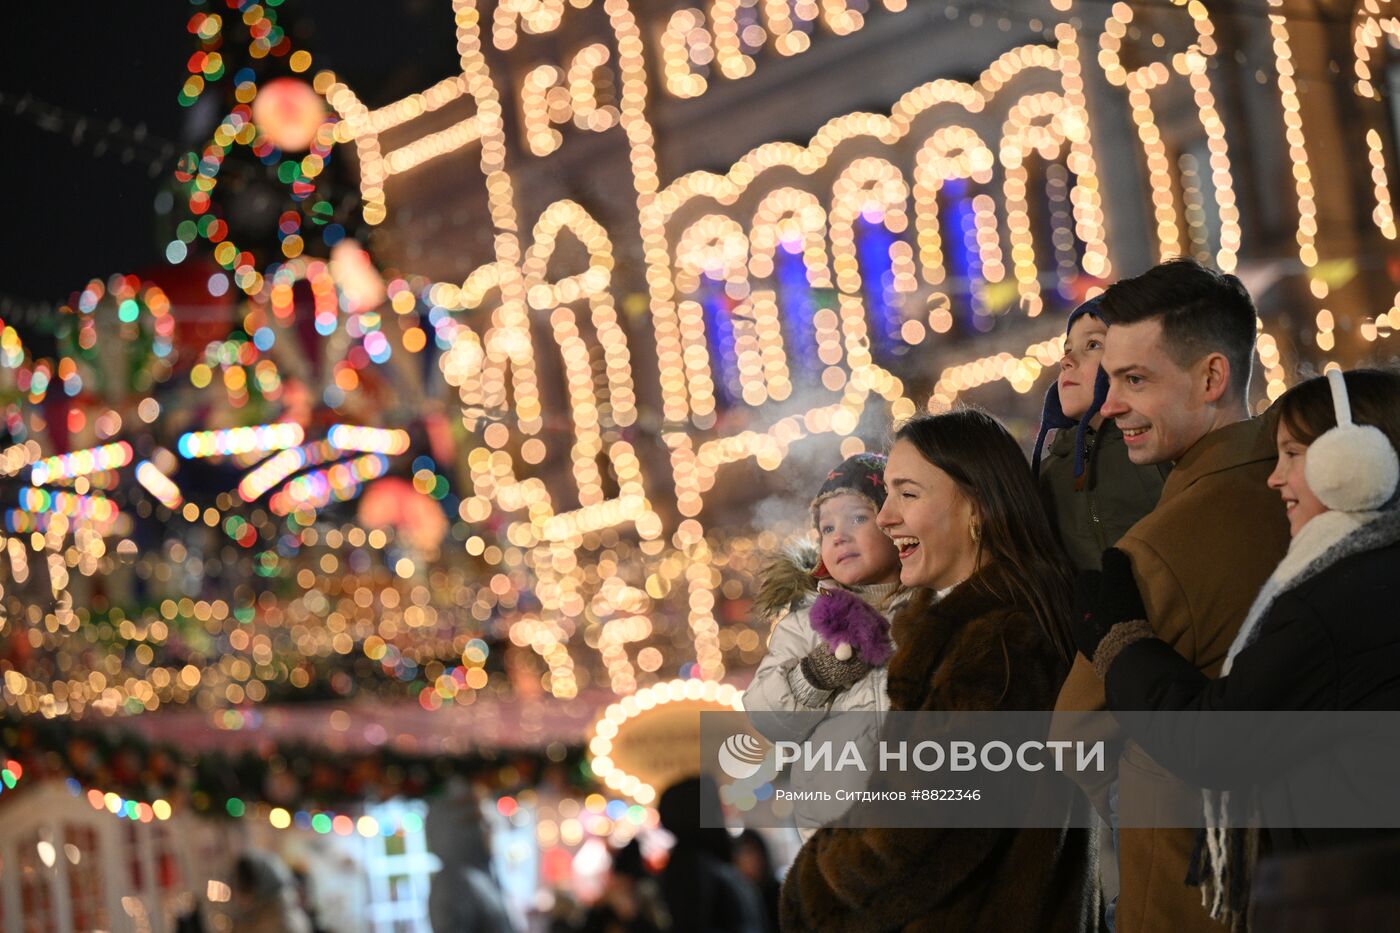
[2,0,458,307]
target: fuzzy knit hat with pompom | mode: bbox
[809,453,888,528]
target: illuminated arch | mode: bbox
[999,91,1082,318]
[675,215,754,410]
[654,29,1109,416]
[523,200,638,505]
[913,125,1003,292]
[749,187,835,384]
[1097,1,1240,269]
[829,157,914,363]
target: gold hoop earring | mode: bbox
[969,522,980,544]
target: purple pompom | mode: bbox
[809,589,894,666]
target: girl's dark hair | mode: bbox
[1275,368,1400,458]
[893,409,1075,665]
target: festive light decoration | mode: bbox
[658,0,910,97]
[136,461,185,510]
[17,489,119,523]
[251,77,327,151]
[0,442,40,477]
[170,1,343,288]
[588,678,744,804]
[327,425,411,456]
[268,453,390,516]
[520,43,619,156]
[0,759,23,797]
[239,443,326,502]
[1354,0,1400,330]
[178,423,305,458]
[0,713,589,823]
[75,783,172,825]
[30,442,133,485]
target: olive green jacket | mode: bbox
[1038,420,1169,572]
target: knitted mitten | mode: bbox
[800,643,871,690]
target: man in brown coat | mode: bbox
[1053,259,1290,932]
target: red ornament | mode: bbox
[251,78,326,152]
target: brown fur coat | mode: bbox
[779,562,1101,932]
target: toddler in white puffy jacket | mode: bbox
[743,453,904,837]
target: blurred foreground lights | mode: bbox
[179,424,304,458]
[31,442,133,485]
[328,424,410,455]
[136,461,184,509]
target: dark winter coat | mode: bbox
[659,777,767,933]
[1038,419,1168,571]
[779,562,1100,932]
[1105,507,1400,855]
[660,848,766,933]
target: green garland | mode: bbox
[0,712,590,816]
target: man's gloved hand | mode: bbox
[800,642,872,691]
[1071,547,1147,662]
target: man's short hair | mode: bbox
[1097,258,1257,400]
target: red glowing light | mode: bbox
[251,78,325,153]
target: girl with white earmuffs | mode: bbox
[1068,367,1400,926]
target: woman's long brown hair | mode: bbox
[893,408,1076,666]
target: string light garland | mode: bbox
[1353,0,1400,336]
[0,712,590,830]
[588,678,744,805]
[1097,0,1239,272]
[657,0,910,98]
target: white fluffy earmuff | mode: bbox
[1303,369,1400,512]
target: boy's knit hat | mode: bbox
[1031,296,1110,479]
[810,452,888,527]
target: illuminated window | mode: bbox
[67,824,108,932]
[699,273,744,407]
[1177,143,1221,264]
[934,178,985,328]
[124,814,186,922]
[363,800,435,933]
[852,218,906,356]
[773,248,822,377]
[7,821,108,933]
[17,828,58,932]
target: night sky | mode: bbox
[3,0,456,307]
